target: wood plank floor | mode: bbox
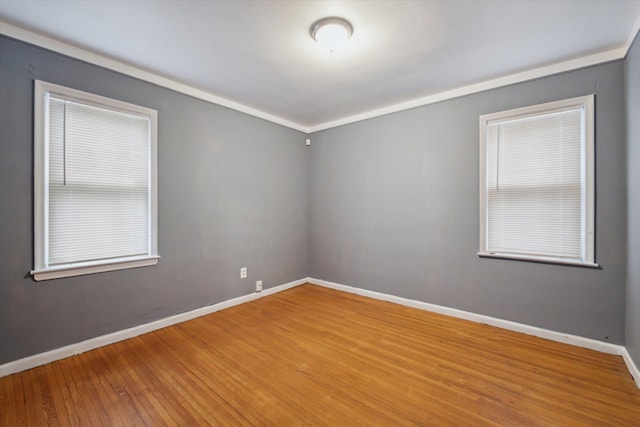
[1,284,639,426]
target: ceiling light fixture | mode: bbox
[310,17,353,52]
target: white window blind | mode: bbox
[479,95,595,266]
[33,81,158,281]
[48,99,151,264]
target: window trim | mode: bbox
[31,80,159,281]
[478,95,597,267]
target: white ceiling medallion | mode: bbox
[310,17,353,52]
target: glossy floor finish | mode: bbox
[2,284,639,426]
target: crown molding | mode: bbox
[625,13,640,56]
[0,20,308,133]
[2,18,638,135]
[306,47,626,133]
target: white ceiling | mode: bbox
[1,0,639,131]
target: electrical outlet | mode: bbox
[256,280,262,292]
[240,267,247,279]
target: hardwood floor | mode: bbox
[1,284,639,426]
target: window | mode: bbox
[32,81,158,281]
[479,95,596,267]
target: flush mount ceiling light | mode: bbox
[310,17,353,52]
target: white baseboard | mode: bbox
[308,278,625,356]
[311,277,640,390]
[4,276,638,391]
[0,277,309,378]
[307,277,640,390]
[621,347,640,389]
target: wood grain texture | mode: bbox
[1,284,639,426]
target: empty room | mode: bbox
[1,0,640,425]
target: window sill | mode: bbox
[31,255,160,281]
[477,252,598,268]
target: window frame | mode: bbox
[32,80,159,281]
[478,95,597,267]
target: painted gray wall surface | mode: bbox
[626,33,640,366]
[0,34,633,366]
[0,36,309,364]
[310,62,627,343]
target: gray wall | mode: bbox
[0,33,634,366]
[0,36,309,364]
[310,61,627,343]
[626,33,640,366]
